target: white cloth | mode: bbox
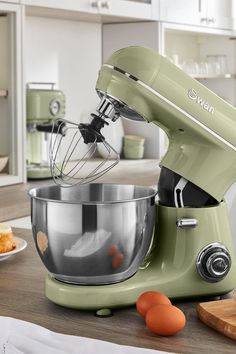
[0,317,171,354]
[64,229,111,258]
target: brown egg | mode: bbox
[136,291,171,318]
[145,304,186,336]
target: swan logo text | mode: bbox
[188,88,214,114]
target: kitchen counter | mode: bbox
[0,159,160,222]
[1,228,236,354]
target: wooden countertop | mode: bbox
[1,228,236,354]
[0,159,160,222]
[0,179,53,222]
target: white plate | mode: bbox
[0,236,27,261]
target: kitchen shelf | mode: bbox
[0,89,8,97]
[192,74,235,79]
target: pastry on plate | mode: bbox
[0,224,16,253]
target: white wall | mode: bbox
[25,16,102,158]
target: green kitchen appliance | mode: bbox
[30,47,236,309]
[26,82,66,179]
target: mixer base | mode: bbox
[45,201,236,310]
[45,270,234,310]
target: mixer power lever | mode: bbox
[176,219,198,228]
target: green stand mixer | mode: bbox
[29,47,236,310]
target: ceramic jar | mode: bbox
[123,135,145,159]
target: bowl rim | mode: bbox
[28,183,157,205]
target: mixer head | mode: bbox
[49,97,122,187]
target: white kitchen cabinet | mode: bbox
[160,0,232,30]
[97,0,156,21]
[159,0,202,27]
[21,0,97,15]
[0,2,25,186]
[21,0,157,22]
[202,0,232,30]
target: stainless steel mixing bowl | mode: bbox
[29,183,156,285]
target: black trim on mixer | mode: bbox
[113,66,126,75]
[112,66,138,81]
[158,167,218,207]
[176,189,182,208]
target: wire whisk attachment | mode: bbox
[49,116,120,187]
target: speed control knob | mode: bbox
[196,243,231,282]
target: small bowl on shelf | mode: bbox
[0,156,9,173]
[123,135,145,159]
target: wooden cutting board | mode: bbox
[197,299,236,340]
